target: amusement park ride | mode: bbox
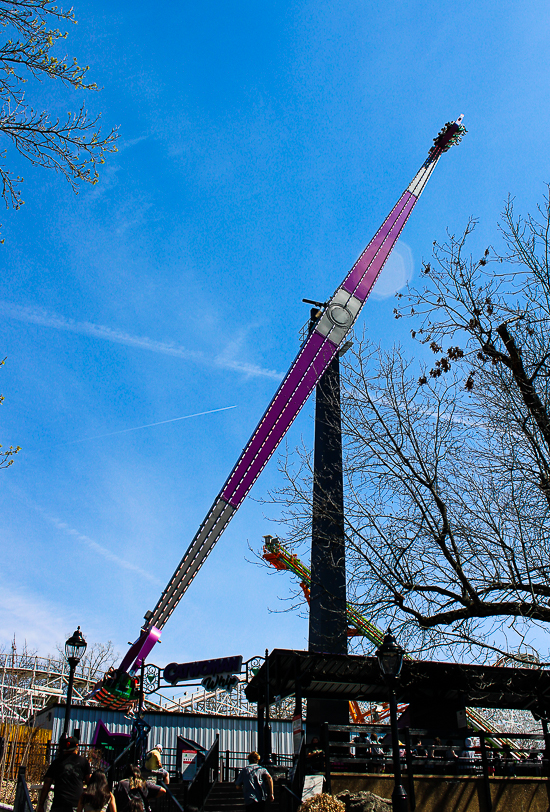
[91,116,467,712]
[261,536,520,741]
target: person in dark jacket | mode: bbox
[37,736,92,812]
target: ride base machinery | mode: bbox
[263,535,522,748]
[91,116,467,711]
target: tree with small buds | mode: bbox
[0,0,118,238]
[0,357,20,468]
[268,186,550,665]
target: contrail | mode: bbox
[46,514,163,585]
[63,405,237,445]
[0,302,283,380]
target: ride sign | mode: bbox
[164,655,243,685]
[201,673,239,691]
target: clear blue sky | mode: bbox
[1,0,549,677]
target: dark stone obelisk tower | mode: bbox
[306,339,349,738]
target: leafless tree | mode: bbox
[0,0,118,237]
[268,187,550,665]
[0,357,19,468]
[55,639,118,682]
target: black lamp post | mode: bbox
[63,626,87,737]
[262,649,273,766]
[376,630,408,812]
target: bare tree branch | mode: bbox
[0,356,20,468]
[267,187,550,663]
[0,0,118,237]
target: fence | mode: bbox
[322,722,549,811]
[0,722,51,805]
[277,735,306,812]
[0,734,295,810]
[220,749,294,782]
[139,745,293,783]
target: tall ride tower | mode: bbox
[91,118,467,712]
[306,330,349,735]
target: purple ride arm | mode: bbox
[126,117,466,650]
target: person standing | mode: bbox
[459,737,478,775]
[353,732,369,764]
[235,752,274,810]
[37,736,92,812]
[369,733,384,773]
[114,765,165,812]
[76,771,116,812]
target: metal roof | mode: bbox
[34,703,292,758]
[245,648,550,716]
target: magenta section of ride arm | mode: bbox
[229,340,338,506]
[221,194,418,508]
[220,196,416,509]
[342,191,416,300]
[221,332,324,502]
[351,193,417,301]
[221,332,338,507]
[118,625,161,674]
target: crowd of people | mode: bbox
[36,734,278,812]
[36,729,545,812]
[37,736,167,812]
[303,732,545,776]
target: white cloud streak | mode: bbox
[0,302,283,381]
[62,405,237,445]
[44,513,163,586]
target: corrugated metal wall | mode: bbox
[42,706,292,758]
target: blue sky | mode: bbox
[1,0,550,686]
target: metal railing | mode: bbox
[156,781,184,812]
[13,767,33,812]
[322,723,550,812]
[185,734,219,811]
[220,749,293,782]
[280,736,306,812]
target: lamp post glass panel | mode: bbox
[376,631,408,812]
[63,627,87,737]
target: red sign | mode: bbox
[181,750,198,780]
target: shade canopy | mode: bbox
[245,648,550,719]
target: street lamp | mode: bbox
[63,627,87,737]
[262,649,273,766]
[376,630,408,812]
